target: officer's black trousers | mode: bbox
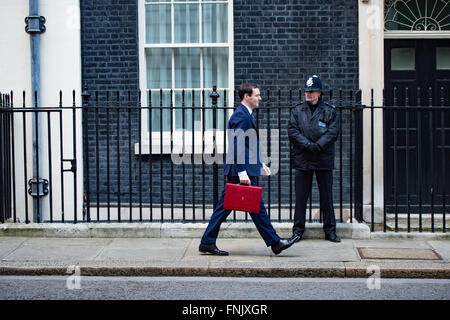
[293,169,337,236]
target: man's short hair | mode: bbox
[238,82,259,101]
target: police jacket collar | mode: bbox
[301,99,326,120]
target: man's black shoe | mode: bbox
[325,233,341,243]
[199,243,229,256]
[271,236,300,255]
[292,233,303,243]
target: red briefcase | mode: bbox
[223,183,262,214]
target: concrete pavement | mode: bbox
[0,222,449,279]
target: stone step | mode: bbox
[385,217,449,232]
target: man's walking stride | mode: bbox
[199,82,299,256]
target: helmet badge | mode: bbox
[306,78,313,87]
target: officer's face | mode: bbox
[244,88,262,109]
[305,91,321,105]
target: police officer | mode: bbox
[288,75,341,243]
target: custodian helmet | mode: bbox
[304,75,322,92]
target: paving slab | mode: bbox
[427,241,450,261]
[1,238,110,261]
[95,238,191,262]
[274,239,359,262]
[183,239,273,263]
[0,237,28,259]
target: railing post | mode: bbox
[210,86,220,208]
[0,94,5,223]
[1,94,13,223]
[81,85,91,222]
[354,90,364,222]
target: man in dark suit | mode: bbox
[199,82,300,256]
[288,75,341,243]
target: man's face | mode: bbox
[244,88,262,109]
[305,91,321,104]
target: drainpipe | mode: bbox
[25,0,46,222]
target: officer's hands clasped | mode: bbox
[306,142,321,154]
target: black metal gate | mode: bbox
[0,91,82,223]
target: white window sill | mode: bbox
[135,131,227,155]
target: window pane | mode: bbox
[202,4,228,43]
[145,4,171,43]
[149,90,171,133]
[174,4,199,43]
[437,47,450,70]
[142,1,231,135]
[146,48,172,89]
[174,90,201,131]
[391,48,415,71]
[203,47,228,88]
[174,48,200,88]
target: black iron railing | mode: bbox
[0,93,13,223]
[0,87,449,233]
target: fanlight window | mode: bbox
[385,0,450,31]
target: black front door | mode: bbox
[384,39,450,213]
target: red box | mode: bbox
[223,183,262,214]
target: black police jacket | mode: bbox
[288,99,339,170]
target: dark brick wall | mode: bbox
[80,0,359,221]
[80,0,146,217]
[81,0,139,92]
[233,0,359,91]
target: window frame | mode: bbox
[137,0,234,154]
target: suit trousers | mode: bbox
[293,169,337,236]
[201,175,281,247]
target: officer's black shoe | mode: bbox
[292,233,303,243]
[271,236,300,255]
[325,233,341,243]
[199,243,229,256]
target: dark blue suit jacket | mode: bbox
[223,104,262,177]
